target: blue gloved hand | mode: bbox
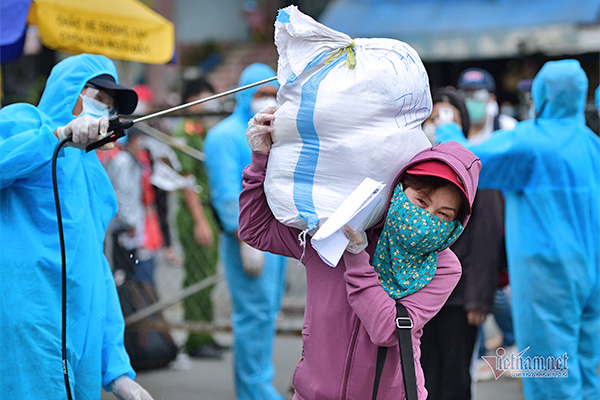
[110,375,154,400]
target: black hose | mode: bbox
[51,138,74,400]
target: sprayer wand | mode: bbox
[85,76,277,152]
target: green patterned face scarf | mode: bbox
[373,184,464,300]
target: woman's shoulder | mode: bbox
[436,248,461,275]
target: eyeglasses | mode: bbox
[82,84,117,114]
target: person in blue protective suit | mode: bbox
[437,59,600,400]
[0,54,154,400]
[203,63,289,400]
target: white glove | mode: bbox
[56,115,110,149]
[343,226,368,254]
[246,107,277,153]
[110,375,154,400]
[239,241,264,277]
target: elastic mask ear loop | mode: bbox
[297,228,309,266]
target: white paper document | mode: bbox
[311,178,386,267]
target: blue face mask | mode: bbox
[373,185,464,300]
[78,95,111,119]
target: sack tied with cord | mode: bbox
[265,5,433,237]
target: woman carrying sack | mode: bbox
[239,107,481,399]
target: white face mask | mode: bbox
[79,94,111,119]
[250,96,278,115]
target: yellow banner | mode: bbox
[28,0,174,64]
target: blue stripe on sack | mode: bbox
[277,10,290,23]
[293,55,345,230]
[286,50,330,85]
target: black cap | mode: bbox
[87,74,138,115]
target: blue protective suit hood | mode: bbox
[233,63,279,122]
[38,53,121,128]
[532,59,588,122]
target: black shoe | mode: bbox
[188,344,223,359]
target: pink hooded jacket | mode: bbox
[239,141,481,399]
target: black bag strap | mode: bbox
[396,303,418,400]
[372,346,388,400]
[372,302,418,400]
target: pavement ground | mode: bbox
[101,254,529,400]
[101,330,526,400]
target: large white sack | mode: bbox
[266,5,432,232]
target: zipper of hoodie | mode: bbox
[341,318,361,400]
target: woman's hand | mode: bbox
[246,107,277,154]
[343,225,368,254]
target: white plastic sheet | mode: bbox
[311,178,386,267]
